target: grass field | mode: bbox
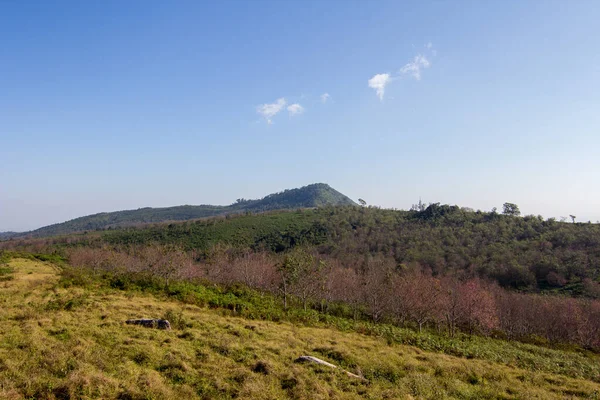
[1,258,600,399]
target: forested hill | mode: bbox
[65,204,600,296]
[6,183,356,238]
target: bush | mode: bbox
[58,267,94,288]
[0,266,14,276]
[163,309,191,330]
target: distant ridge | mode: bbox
[5,183,356,239]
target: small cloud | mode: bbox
[426,42,437,56]
[399,55,430,80]
[368,73,392,101]
[287,103,304,116]
[320,93,330,103]
[256,98,287,124]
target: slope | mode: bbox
[1,257,600,399]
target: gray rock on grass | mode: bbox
[125,319,171,330]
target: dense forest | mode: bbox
[10,204,597,294]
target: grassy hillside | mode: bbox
[2,257,600,399]
[6,183,355,239]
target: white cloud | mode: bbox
[368,73,392,101]
[426,41,433,49]
[256,97,287,124]
[399,54,430,80]
[320,93,330,103]
[287,103,304,116]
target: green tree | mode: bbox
[502,203,521,217]
[278,248,313,310]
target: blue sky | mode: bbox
[1,0,599,231]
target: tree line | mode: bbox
[4,204,600,297]
[63,244,600,350]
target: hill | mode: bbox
[4,204,600,353]
[4,204,600,295]
[52,204,597,295]
[6,183,356,239]
[2,256,600,399]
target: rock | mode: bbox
[295,355,365,380]
[125,319,171,330]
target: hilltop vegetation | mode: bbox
[2,256,600,399]
[23,203,599,295]
[4,184,355,239]
[100,210,325,252]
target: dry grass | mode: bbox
[1,258,599,399]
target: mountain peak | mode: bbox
[5,183,356,239]
[258,183,356,208]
